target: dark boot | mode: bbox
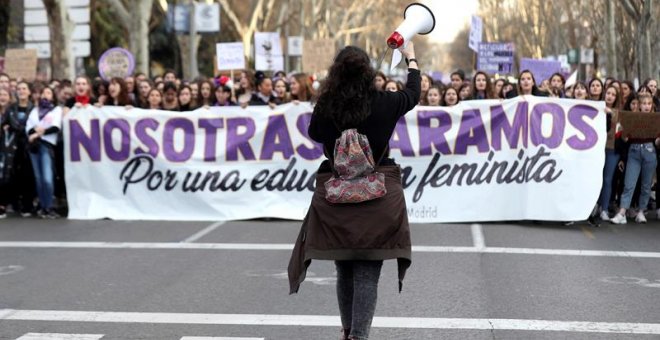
[340,328,351,340]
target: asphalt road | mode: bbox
[1,215,660,340]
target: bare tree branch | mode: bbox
[104,0,130,27]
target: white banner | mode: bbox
[65,97,606,223]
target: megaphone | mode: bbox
[387,3,436,71]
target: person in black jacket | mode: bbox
[297,43,420,340]
[248,71,279,107]
[1,81,36,216]
[506,70,549,98]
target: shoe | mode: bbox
[600,211,610,221]
[45,209,59,219]
[610,213,627,225]
[0,207,6,219]
[635,211,647,224]
[587,215,600,227]
[20,211,32,217]
[563,221,575,226]
[37,209,47,219]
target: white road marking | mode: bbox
[2,310,660,335]
[1,241,660,259]
[470,224,486,249]
[0,265,24,276]
[179,337,264,340]
[15,333,104,340]
[181,222,226,243]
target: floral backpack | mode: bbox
[324,128,387,203]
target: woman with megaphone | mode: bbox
[288,42,420,340]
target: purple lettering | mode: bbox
[295,113,323,160]
[163,118,195,162]
[390,116,416,156]
[69,119,101,161]
[566,105,599,150]
[226,117,256,161]
[417,111,452,156]
[260,115,294,160]
[198,118,224,162]
[103,119,131,161]
[134,118,159,158]
[530,103,565,149]
[454,109,489,155]
[491,102,528,151]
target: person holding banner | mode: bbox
[598,85,624,221]
[248,71,278,107]
[288,43,419,340]
[290,73,315,102]
[470,71,495,100]
[507,70,548,98]
[611,93,659,224]
[441,87,460,106]
[26,87,62,219]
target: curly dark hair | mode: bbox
[314,46,376,128]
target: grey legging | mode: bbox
[335,260,383,340]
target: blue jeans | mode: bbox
[621,143,657,210]
[598,149,620,211]
[29,142,55,210]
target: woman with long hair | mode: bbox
[196,80,215,108]
[458,83,472,101]
[178,85,194,111]
[273,78,291,104]
[425,85,442,106]
[146,89,163,110]
[374,71,387,91]
[419,74,433,105]
[549,73,566,96]
[588,78,604,101]
[26,87,62,218]
[620,80,634,104]
[598,85,624,221]
[611,93,659,224]
[137,79,153,109]
[289,44,419,340]
[510,70,547,98]
[470,71,495,99]
[1,81,36,216]
[106,77,132,106]
[442,87,460,106]
[290,73,315,102]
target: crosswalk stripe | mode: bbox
[15,333,104,340]
[2,310,660,335]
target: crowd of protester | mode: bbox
[0,66,658,224]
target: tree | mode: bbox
[0,0,9,55]
[621,0,655,81]
[102,0,155,74]
[42,0,75,80]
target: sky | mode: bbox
[423,0,479,43]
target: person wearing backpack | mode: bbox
[288,43,420,340]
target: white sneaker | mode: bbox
[600,211,610,221]
[635,211,647,224]
[610,213,627,225]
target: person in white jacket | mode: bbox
[25,86,62,219]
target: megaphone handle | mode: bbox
[391,49,403,71]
